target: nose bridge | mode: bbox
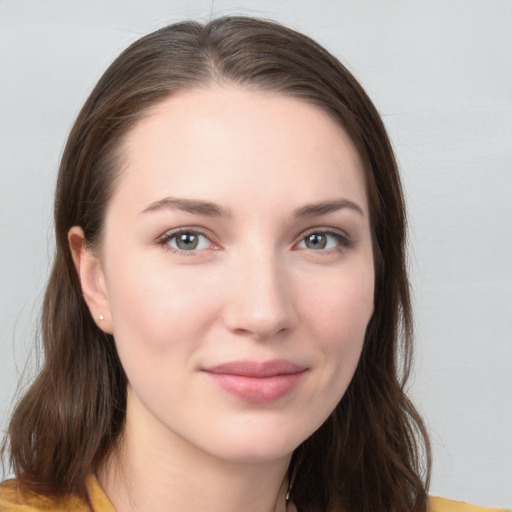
[223,244,295,339]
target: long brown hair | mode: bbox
[2,16,431,511]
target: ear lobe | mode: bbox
[68,226,113,334]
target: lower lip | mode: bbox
[203,371,305,403]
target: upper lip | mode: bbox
[203,360,306,378]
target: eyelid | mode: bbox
[156,227,218,255]
[294,227,354,251]
[155,226,354,256]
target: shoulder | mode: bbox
[0,476,114,512]
[429,496,511,512]
[0,479,89,512]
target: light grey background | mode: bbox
[1,0,511,507]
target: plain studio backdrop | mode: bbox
[0,0,511,507]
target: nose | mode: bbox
[222,252,297,340]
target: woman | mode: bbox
[0,16,507,512]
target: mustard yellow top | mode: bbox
[0,476,115,512]
[0,476,509,512]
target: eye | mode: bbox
[296,230,351,251]
[159,229,213,253]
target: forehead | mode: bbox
[113,85,367,213]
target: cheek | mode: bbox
[302,265,374,384]
[105,257,221,357]
[103,262,222,414]
[281,266,373,438]
[305,264,374,339]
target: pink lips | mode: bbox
[202,360,306,403]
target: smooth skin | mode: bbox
[69,85,375,512]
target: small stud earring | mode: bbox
[98,314,104,321]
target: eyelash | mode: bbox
[298,229,354,255]
[156,228,353,256]
[157,228,215,256]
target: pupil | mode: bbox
[307,233,326,249]
[177,233,198,250]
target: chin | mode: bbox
[206,440,298,465]
[190,414,321,464]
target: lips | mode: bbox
[202,360,307,403]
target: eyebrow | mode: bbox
[293,198,365,218]
[141,197,232,217]
[141,197,364,218]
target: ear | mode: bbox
[68,226,113,334]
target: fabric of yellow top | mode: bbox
[0,476,510,512]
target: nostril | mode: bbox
[225,313,292,340]
[222,293,295,340]
[221,257,297,339]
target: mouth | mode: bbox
[201,360,307,403]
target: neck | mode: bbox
[98,391,294,512]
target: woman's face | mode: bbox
[86,85,374,463]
